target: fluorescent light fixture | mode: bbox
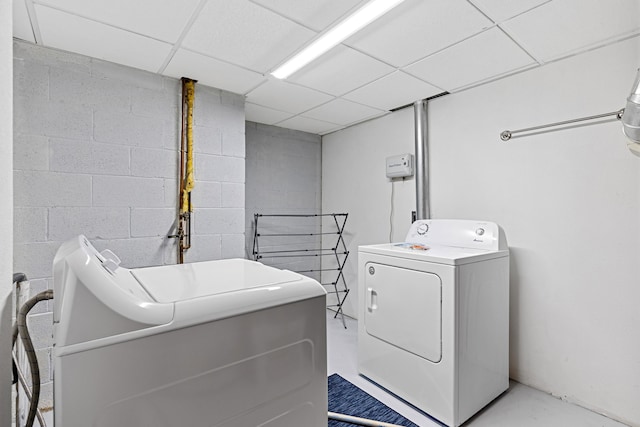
[271,0,406,79]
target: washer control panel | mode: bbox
[404,219,504,250]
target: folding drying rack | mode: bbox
[252,213,350,328]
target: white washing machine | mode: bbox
[358,219,509,427]
[53,235,327,427]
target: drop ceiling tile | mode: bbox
[245,102,294,125]
[35,5,172,72]
[276,115,340,134]
[249,0,363,31]
[13,0,35,43]
[343,71,443,111]
[164,49,266,95]
[405,28,536,92]
[182,0,316,73]
[246,79,333,114]
[37,0,201,43]
[303,98,385,126]
[289,45,395,96]
[501,0,640,62]
[469,0,550,23]
[346,0,493,67]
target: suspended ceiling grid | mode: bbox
[12,0,640,135]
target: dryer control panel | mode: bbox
[405,219,506,251]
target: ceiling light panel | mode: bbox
[164,49,266,95]
[346,0,492,67]
[250,0,364,31]
[343,71,442,111]
[468,0,551,23]
[501,0,640,63]
[35,5,173,72]
[182,0,316,73]
[289,45,394,96]
[246,79,333,114]
[13,0,35,43]
[271,0,406,79]
[405,27,535,92]
[36,0,201,43]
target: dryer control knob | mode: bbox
[417,224,429,235]
[476,228,485,236]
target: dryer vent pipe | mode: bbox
[414,99,430,220]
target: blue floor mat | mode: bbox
[328,374,419,427]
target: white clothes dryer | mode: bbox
[358,219,509,427]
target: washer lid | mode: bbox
[358,243,508,265]
[132,259,304,303]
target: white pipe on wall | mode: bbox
[414,99,430,220]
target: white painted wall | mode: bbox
[322,36,640,425]
[0,0,12,425]
[322,108,416,317]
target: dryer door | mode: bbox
[364,262,442,363]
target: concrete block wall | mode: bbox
[245,122,322,279]
[12,40,245,415]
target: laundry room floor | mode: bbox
[326,310,628,427]
[36,310,627,427]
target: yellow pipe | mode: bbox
[181,79,195,213]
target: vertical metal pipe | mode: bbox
[177,79,187,264]
[170,77,196,263]
[414,99,430,220]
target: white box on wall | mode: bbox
[386,153,413,178]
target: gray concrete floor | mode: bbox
[327,310,628,427]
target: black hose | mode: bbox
[11,273,27,386]
[12,327,18,385]
[14,288,54,427]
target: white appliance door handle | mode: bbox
[367,287,378,312]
